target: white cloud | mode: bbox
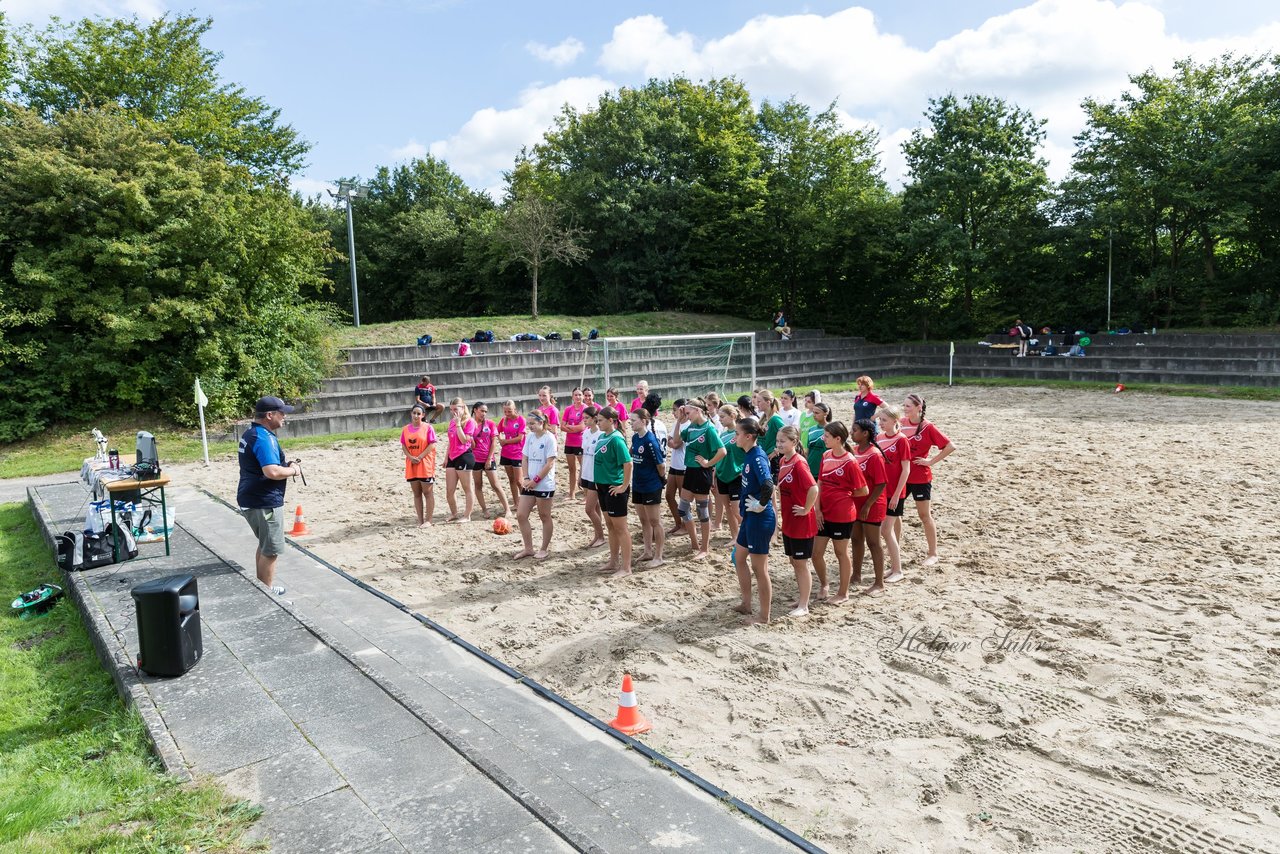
[390,140,429,161]
[593,0,1280,185]
[429,76,614,198]
[1,0,165,23]
[526,37,586,67]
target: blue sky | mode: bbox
[9,1,1280,195]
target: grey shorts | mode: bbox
[243,507,286,557]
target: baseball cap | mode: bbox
[255,396,295,415]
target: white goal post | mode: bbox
[595,332,757,400]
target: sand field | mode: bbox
[176,385,1280,853]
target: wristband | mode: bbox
[533,475,541,483]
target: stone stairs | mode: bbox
[275,332,1280,438]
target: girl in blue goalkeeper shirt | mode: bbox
[732,416,776,625]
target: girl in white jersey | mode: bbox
[579,406,606,549]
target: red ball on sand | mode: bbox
[492,516,512,534]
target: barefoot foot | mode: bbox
[513,549,534,560]
[788,606,809,617]
[731,603,753,615]
[923,554,940,567]
[884,570,905,583]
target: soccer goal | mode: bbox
[585,332,757,402]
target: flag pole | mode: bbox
[948,341,955,386]
[195,378,210,466]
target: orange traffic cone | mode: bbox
[288,505,310,536]
[1114,383,1125,394]
[608,673,651,735]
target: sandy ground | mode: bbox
[175,385,1280,853]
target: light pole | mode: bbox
[1100,226,1111,332]
[330,180,370,327]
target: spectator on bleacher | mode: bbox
[1014,319,1033,357]
[414,375,445,423]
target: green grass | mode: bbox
[334,311,763,348]
[0,504,264,852]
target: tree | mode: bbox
[0,105,336,440]
[531,77,765,313]
[494,187,589,319]
[754,98,898,335]
[901,94,1050,334]
[320,157,503,323]
[1069,54,1278,327]
[13,14,307,179]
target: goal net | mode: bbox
[576,332,758,404]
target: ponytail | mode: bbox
[853,418,889,469]
[825,421,855,454]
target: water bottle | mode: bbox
[108,449,120,470]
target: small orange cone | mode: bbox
[1114,383,1125,394]
[288,505,310,536]
[608,673,651,735]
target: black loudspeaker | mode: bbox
[131,574,202,677]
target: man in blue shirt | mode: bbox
[238,396,301,595]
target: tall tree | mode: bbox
[1069,54,1277,327]
[532,77,766,314]
[13,14,307,179]
[901,94,1050,334]
[0,106,336,440]
[494,188,590,319]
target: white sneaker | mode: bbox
[271,585,287,596]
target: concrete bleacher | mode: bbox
[278,331,1280,438]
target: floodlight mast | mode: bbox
[331,181,370,327]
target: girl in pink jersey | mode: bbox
[469,401,509,518]
[536,386,560,436]
[605,388,627,423]
[630,380,649,413]
[875,404,911,582]
[562,386,587,501]
[444,397,476,522]
[496,400,526,513]
[902,394,957,566]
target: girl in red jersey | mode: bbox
[605,388,628,422]
[562,386,587,501]
[444,397,477,522]
[902,393,957,566]
[851,419,888,596]
[776,426,819,617]
[401,404,438,527]
[536,385,561,437]
[496,400,526,512]
[813,421,869,604]
[469,401,509,519]
[875,404,911,583]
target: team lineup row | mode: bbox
[397,378,957,624]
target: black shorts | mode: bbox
[632,490,662,506]
[596,482,629,517]
[501,457,522,468]
[406,477,434,484]
[520,488,555,500]
[817,520,854,540]
[669,467,686,478]
[565,446,583,456]
[465,458,486,471]
[886,496,905,517]
[580,478,595,490]
[682,467,713,496]
[446,452,475,470]
[783,535,814,559]
[907,482,933,502]
[716,476,742,499]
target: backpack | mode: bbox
[416,334,433,346]
[546,331,562,340]
[571,329,582,340]
[588,328,599,340]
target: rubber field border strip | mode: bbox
[196,487,824,854]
